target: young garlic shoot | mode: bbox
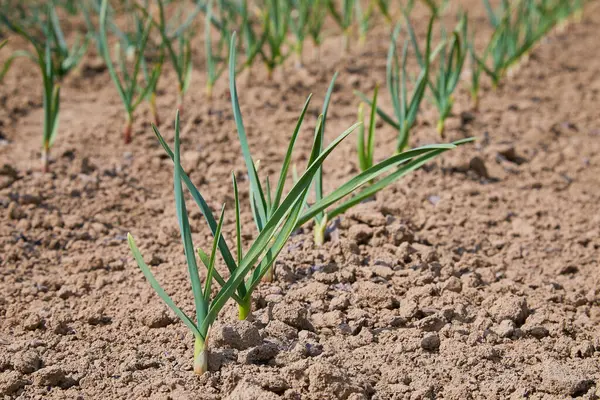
[356,15,434,153]
[150,32,359,321]
[374,0,393,25]
[312,72,338,246]
[290,0,311,67]
[327,0,355,53]
[0,39,16,81]
[475,0,566,89]
[310,41,473,247]
[237,0,263,75]
[141,51,165,127]
[2,10,61,172]
[355,0,373,46]
[260,0,290,79]
[131,8,165,127]
[205,0,229,99]
[97,0,159,144]
[308,0,327,62]
[45,2,89,79]
[357,84,378,172]
[421,0,449,17]
[298,138,474,247]
[128,111,226,376]
[137,0,193,114]
[1,0,88,81]
[424,14,467,138]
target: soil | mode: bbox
[1,1,600,399]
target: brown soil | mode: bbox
[1,1,600,399]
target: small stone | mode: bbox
[211,320,262,350]
[489,295,529,325]
[263,320,298,341]
[541,361,594,396]
[391,224,415,245]
[20,194,42,206]
[86,306,111,325]
[23,314,44,331]
[523,324,549,339]
[571,341,594,358]
[0,164,19,179]
[347,224,373,245]
[329,295,350,311]
[396,242,417,262]
[57,286,76,300]
[370,265,394,280]
[139,308,174,328]
[311,311,344,329]
[421,332,440,350]
[43,213,64,229]
[33,366,75,388]
[492,319,515,338]
[80,157,96,174]
[16,219,31,231]
[558,265,578,275]
[469,156,489,179]
[272,302,313,331]
[8,202,24,220]
[64,215,84,229]
[0,371,29,395]
[415,315,446,332]
[13,351,42,374]
[148,255,164,266]
[347,206,386,227]
[496,146,525,164]
[442,277,462,293]
[226,379,280,400]
[306,362,362,398]
[238,342,279,364]
[294,332,323,357]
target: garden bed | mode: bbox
[1,1,599,399]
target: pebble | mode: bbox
[33,366,74,388]
[238,342,279,364]
[442,277,463,293]
[138,308,174,329]
[211,320,262,350]
[421,332,440,350]
[263,320,298,341]
[493,319,515,338]
[12,351,42,374]
[0,371,29,395]
[23,314,44,331]
[347,224,373,245]
[489,295,529,325]
[272,302,313,331]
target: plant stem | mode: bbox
[295,43,303,69]
[341,31,349,55]
[471,89,479,111]
[397,121,410,153]
[314,215,328,246]
[41,144,49,173]
[177,91,184,115]
[262,263,275,283]
[123,114,133,144]
[150,93,160,126]
[206,83,213,101]
[436,119,445,138]
[193,336,208,375]
[238,297,252,320]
